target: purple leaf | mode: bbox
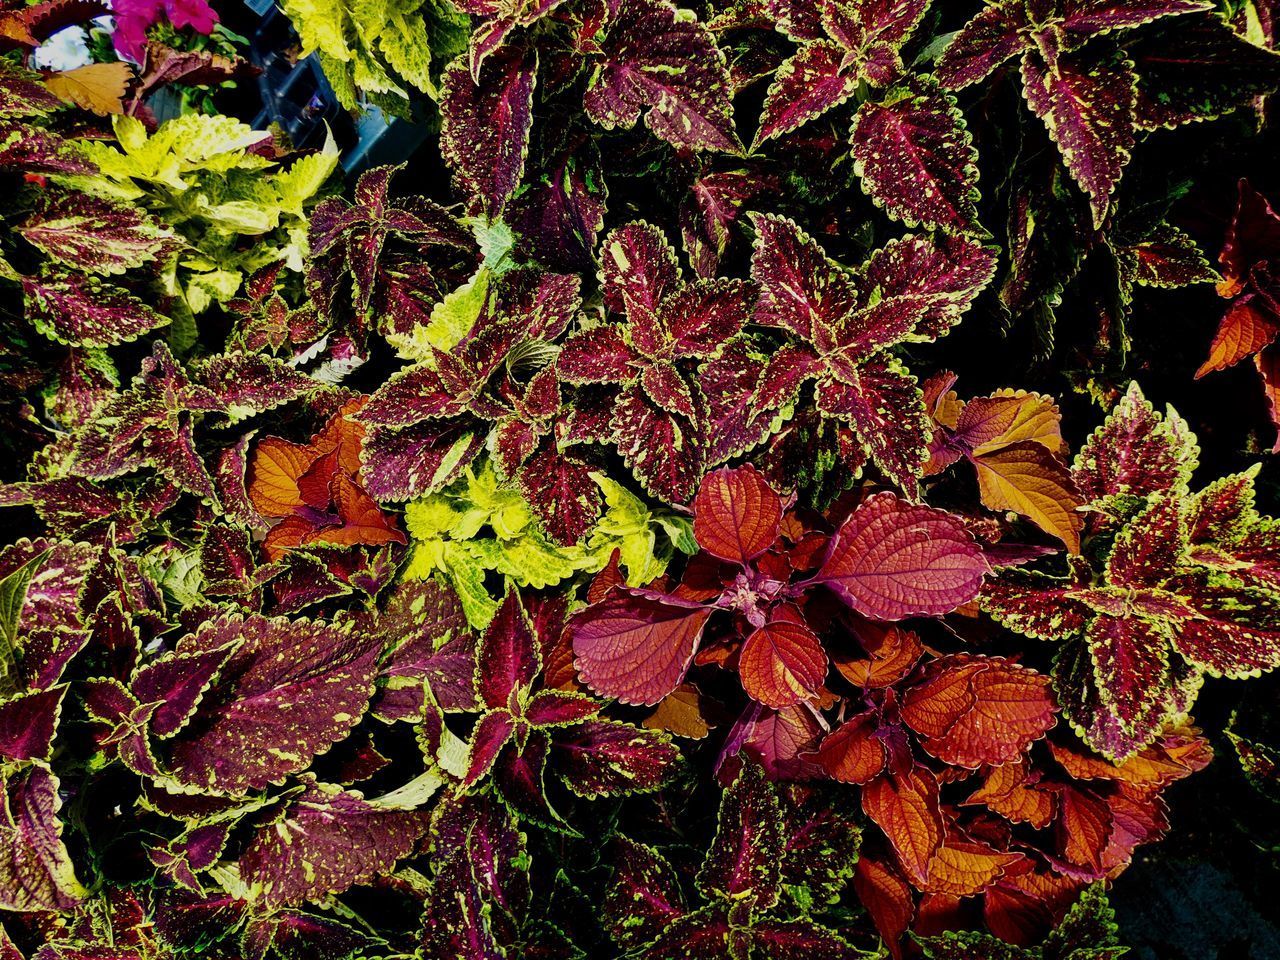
[815,492,990,619]
[603,836,687,950]
[0,686,65,762]
[755,41,858,146]
[584,0,742,154]
[18,191,173,275]
[166,612,381,793]
[237,778,429,907]
[441,47,538,215]
[851,77,983,234]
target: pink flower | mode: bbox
[110,0,219,62]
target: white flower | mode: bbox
[32,26,93,72]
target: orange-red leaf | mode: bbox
[853,854,915,960]
[832,624,923,689]
[1196,296,1280,377]
[248,437,315,517]
[1056,786,1113,872]
[861,765,945,886]
[692,464,783,563]
[923,839,1023,897]
[964,758,1057,829]
[972,440,1083,553]
[739,620,827,708]
[815,711,887,784]
[308,472,407,551]
[902,656,1056,769]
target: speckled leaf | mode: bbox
[816,492,989,619]
[440,47,537,215]
[584,0,742,154]
[237,779,429,907]
[555,718,680,797]
[518,446,602,546]
[166,612,380,793]
[1021,48,1136,229]
[1072,382,1198,506]
[19,192,173,275]
[0,764,84,911]
[697,761,784,910]
[359,419,487,502]
[1127,13,1280,130]
[23,272,170,347]
[749,212,858,340]
[755,41,857,146]
[935,0,1029,90]
[603,836,686,951]
[851,77,982,234]
[611,384,706,503]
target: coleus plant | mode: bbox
[1196,178,1280,450]
[935,0,1215,227]
[569,464,990,709]
[983,383,1280,760]
[601,762,866,958]
[703,213,996,504]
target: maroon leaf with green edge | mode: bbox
[370,579,476,720]
[611,384,706,502]
[1085,612,1173,735]
[935,0,1029,90]
[749,211,858,340]
[584,0,742,154]
[697,761,784,911]
[629,905,732,957]
[440,47,538,216]
[130,642,238,738]
[18,192,174,275]
[428,789,530,920]
[1116,224,1217,289]
[777,785,863,905]
[1171,575,1280,678]
[0,686,65,761]
[0,59,63,117]
[815,492,990,620]
[236,778,429,907]
[0,121,93,175]
[187,353,317,421]
[1020,47,1136,230]
[358,419,487,502]
[749,919,864,959]
[22,272,171,348]
[1126,13,1280,130]
[603,836,687,951]
[851,77,983,235]
[477,591,540,711]
[554,718,681,797]
[681,168,774,278]
[517,446,602,546]
[570,588,713,705]
[1,764,84,911]
[1072,382,1198,508]
[755,40,858,146]
[817,357,932,497]
[1058,0,1212,47]
[856,232,997,340]
[166,612,381,793]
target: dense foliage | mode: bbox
[2,0,1280,957]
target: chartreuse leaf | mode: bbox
[55,115,338,313]
[588,473,695,586]
[404,459,595,627]
[0,547,50,668]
